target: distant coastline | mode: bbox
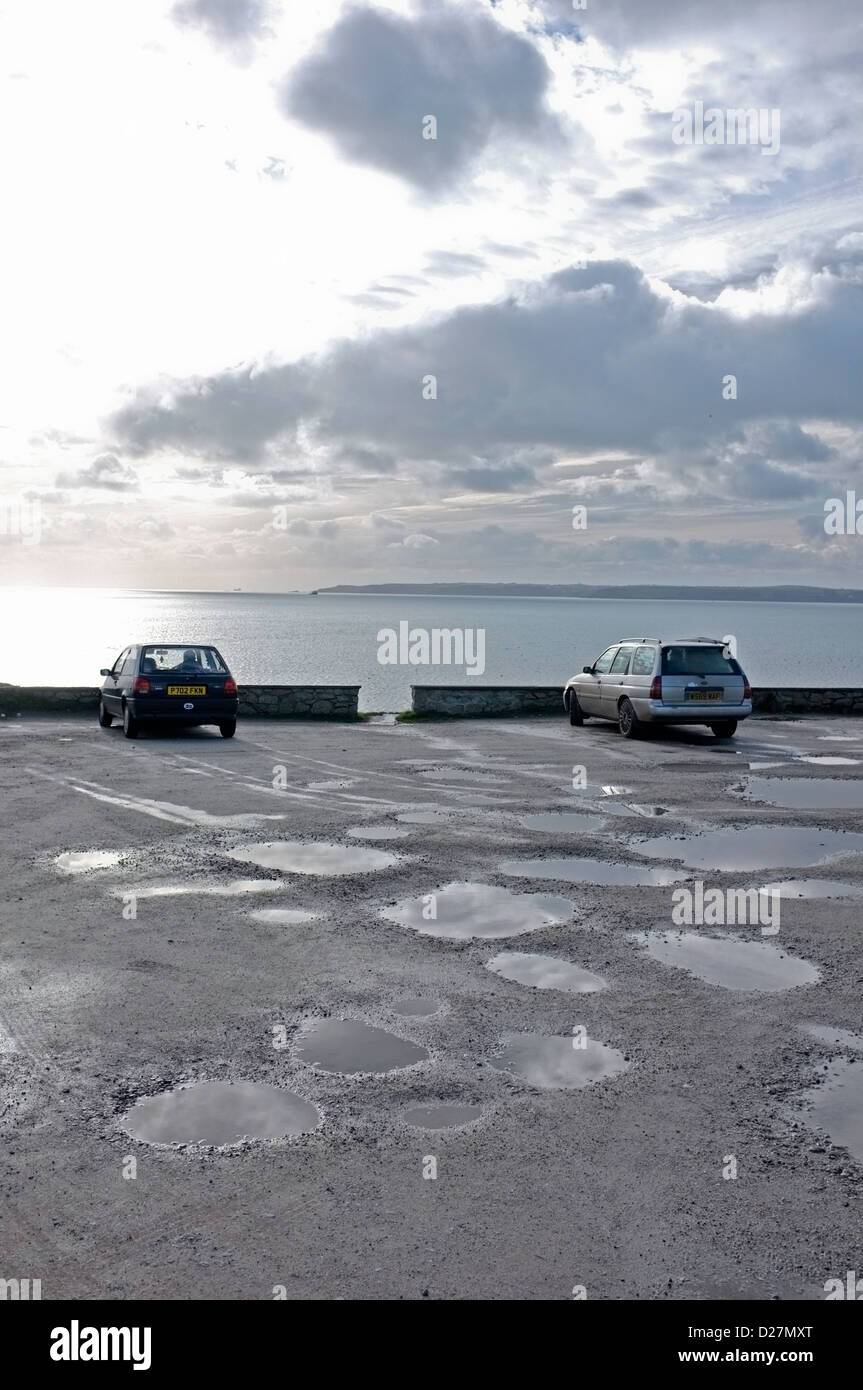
[319,583,863,604]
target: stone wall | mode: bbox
[410,685,863,717]
[0,684,361,720]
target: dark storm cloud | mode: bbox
[171,0,272,48]
[280,4,562,191]
[109,255,863,506]
[56,453,139,492]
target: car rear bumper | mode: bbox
[635,698,752,723]
[127,698,238,722]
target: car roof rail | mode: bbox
[617,636,661,643]
[674,636,726,644]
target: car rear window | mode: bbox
[141,646,227,674]
[662,646,739,676]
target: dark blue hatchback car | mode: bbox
[99,643,239,739]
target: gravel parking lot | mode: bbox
[2,711,862,1300]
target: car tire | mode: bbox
[618,697,641,739]
[123,705,139,739]
[98,699,113,728]
[219,720,236,739]
[710,720,737,739]
[567,691,585,726]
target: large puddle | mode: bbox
[499,857,687,886]
[380,881,574,940]
[520,812,607,833]
[403,1104,482,1129]
[631,930,820,992]
[295,1019,428,1073]
[792,1057,863,1164]
[346,824,410,840]
[55,850,125,874]
[486,951,608,993]
[123,1081,321,1145]
[740,777,863,810]
[626,826,863,871]
[759,878,863,900]
[490,1034,629,1089]
[226,841,398,875]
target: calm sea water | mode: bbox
[2,588,861,711]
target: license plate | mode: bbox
[686,690,722,702]
[167,685,206,696]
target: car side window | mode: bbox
[112,648,128,676]
[610,647,633,674]
[592,647,617,675]
[631,646,655,676]
[121,648,138,675]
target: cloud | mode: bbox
[56,453,139,492]
[171,0,272,51]
[280,4,562,191]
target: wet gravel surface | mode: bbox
[1,711,862,1300]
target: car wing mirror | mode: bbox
[100,668,112,677]
[582,665,594,674]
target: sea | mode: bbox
[1,588,861,712]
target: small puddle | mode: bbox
[295,1019,428,1073]
[123,1081,321,1145]
[626,826,863,870]
[249,908,319,923]
[490,1034,629,1089]
[801,1024,863,1052]
[403,1104,482,1129]
[631,930,820,992]
[791,1057,863,1164]
[392,996,441,1017]
[346,824,410,840]
[226,841,398,875]
[381,881,573,940]
[486,951,608,993]
[759,878,863,900]
[740,777,863,810]
[798,755,860,766]
[55,850,125,875]
[520,812,607,832]
[117,880,286,899]
[499,857,687,886]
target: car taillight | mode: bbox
[133,676,150,694]
[224,678,237,696]
[649,676,662,699]
[743,678,751,699]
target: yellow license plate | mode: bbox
[687,690,721,702]
[167,685,206,696]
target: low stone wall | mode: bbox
[410,685,863,718]
[0,684,361,720]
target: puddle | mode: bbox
[346,824,410,840]
[380,881,573,940]
[307,779,356,790]
[758,878,863,900]
[791,1059,863,1164]
[249,908,319,923]
[486,951,608,993]
[740,777,863,810]
[801,1024,863,1052]
[499,857,687,886]
[226,841,398,875]
[626,826,863,870]
[403,1104,482,1129]
[798,755,860,766]
[116,880,286,899]
[55,850,125,875]
[392,996,441,1017]
[520,812,607,833]
[631,930,820,992]
[601,785,634,796]
[123,1081,321,1146]
[490,1034,629,1089]
[295,1019,428,1073]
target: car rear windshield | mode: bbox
[662,646,740,676]
[141,646,227,675]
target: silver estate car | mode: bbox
[563,637,752,739]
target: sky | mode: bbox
[0,0,861,591]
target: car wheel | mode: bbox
[122,704,139,739]
[98,699,113,728]
[567,691,585,726]
[219,719,236,739]
[710,720,737,739]
[618,698,640,739]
